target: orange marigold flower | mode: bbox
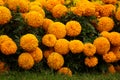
[20,34,38,51]
[1,40,17,55]
[66,21,82,37]
[30,47,43,63]
[0,6,12,25]
[96,17,114,32]
[42,18,54,31]
[47,52,64,70]
[93,37,110,55]
[45,0,61,12]
[108,64,116,73]
[115,8,120,21]
[52,4,67,18]
[54,39,69,55]
[84,56,98,67]
[42,34,57,47]
[102,0,117,5]
[47,22,66,39]
[29,1,42,7]
[43,48,54,59]
[111,46,120,61]
[25,11,44,28]
[108,32,120,46]
[103,51,117,63]
[72,7,83,16]
[18,53,34,70]
[29,5,45,18]
[58,67,72,76]
[100,4,116,17]
[0,0,4,5]
[83,43,96,57]
[99,31,110,39]
[69,40,84,54]
[0,35,12,45]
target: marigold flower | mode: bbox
[1,40,17,55]
[0,0,4,5]
[108,64,116,73]
[20,34,38,51]
[58,67,72,76]
[42,34,57,47]
[52,4,67,18]
[25,11,44,28]
[72,7,83,16]
[54,39,69,55]
[0,35,12,45]
[100,4,116,17]
[29,5,45,18]
[18,52,34,70]
[99,31,110,39]
[66,21,82,37]
[47,52,64,70]
[102,0,117,5]
[0,6,12,25]
[108,32,120,46]
[83,43,96,57]
[45,0,61,12]
[69,40,84,54]
[84,56,98,67]
[43,48,54,59]
[93,37,110,55]
[47,22,66,39]
[111,46,120,61]
[30,47,43,63]
[115,8,120,21]
[96,17,114,32]
[103,51,117,63]
[42,18,54,31]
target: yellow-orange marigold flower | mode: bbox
[29,5,45,18]
[115,8,120,21]
[100,31,110,39]
[93,37,110,55]
[54,39,69,55]
[97,17,114,32]
[0,35,12,45]
[69,40,84,54]
[52,4,67,18]
[103,51,117,63]
[66,21,82,37]
[43,48,54,59]
[47,22,66,39]
[42,18,54,31]
[83,43,96,57]
[108,64,116,73]
[108,32,120,46]
[1,40,17,55]
[42,34,57,47]
[111,46,120,61]
[58,67,72,76]
[18,52,34,70]
[25,11,44,28]
[30,47,43,63]
[20,34,38,51]
[0,6,12,25]
[72,6,83,16]
[102,0,117,5]
[100,4,116,17]
[47,52,64,70]
[84,56,98,67]
[0,0,4,5]
[45,0,61,12]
